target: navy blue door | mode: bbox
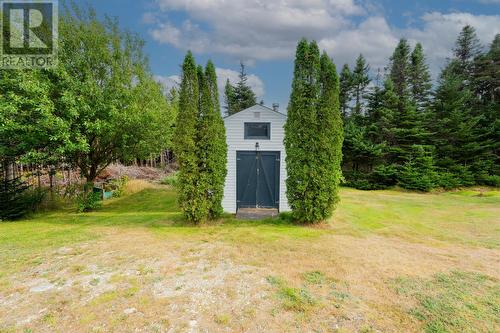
[236,151,280,209]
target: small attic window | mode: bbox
[254,112,261,119]
[244,122,270,140]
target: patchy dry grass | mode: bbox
[392,271,500,332]
[0,185,499,332]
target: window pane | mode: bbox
[245,123,270,139]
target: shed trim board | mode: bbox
[222,104,290,214]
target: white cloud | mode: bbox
[154,74,180,93]
[404,12,500,75]
[148,0,500,79]
[150,0,363,61]
[155,68,265,102]
[216,67,265,99]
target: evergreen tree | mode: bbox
[431,62,481,180]
[410,43,432,109]
[223,79,237,116]
[315,52,343,219]
[339,64,353,117]
[285,39,320,222]
[197,61,227,218]
[0,165,31,221]
[351,54,371,115]
[389,39,412,108]
[173,52,206,222]
[453,25,482,78]
[398,145,438,192]
[285,39,342,223]
[224,62,257,115]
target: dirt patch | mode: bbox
[1,227,498,332]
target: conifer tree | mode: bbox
[351,54,371,115]
[285,39,320,222]
[410,43,432,109]
[173,52,206,222]
[453,25,482,78]
[315,52,343,219]
[285,39,342,223]
[339,64,353,117]
[223,79,236,116]
[431,62,481,182]
[197,61,227,218]
[389,39,412,108]
[224,62,257,115]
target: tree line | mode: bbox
[341,26,499,191]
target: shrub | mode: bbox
[76,191,102,213]
[160,172,178,187]
[435,172,462,190]
[398,145,438,192]
[111,175,129,198]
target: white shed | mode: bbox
[222,104,290,214]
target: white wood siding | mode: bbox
[222,105,290,213]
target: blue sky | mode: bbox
[83,0,499,109]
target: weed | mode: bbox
[266,275,317,312]
[392,270,500,332]
[214,314,231,325]
[302,271,326,285]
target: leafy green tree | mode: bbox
[351,54,371,115]
[51,7,173,182]
[285,39,342,223]
[197,61,227,218]
[0,70,63,166]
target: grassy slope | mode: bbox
[0,184,499,332]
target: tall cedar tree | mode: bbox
[316,52,343,218]
[224,62,257,115]
[285,39,343,223]
[351,54,371,115]
[197,61,228,218]
[174,52,205,222]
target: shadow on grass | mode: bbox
[25,188,312,233]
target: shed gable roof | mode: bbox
[223,104,286,121]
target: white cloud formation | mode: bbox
[148,0,500,79]
[155,68,265,102]
[154,74,180,93]
[216,67,265,99]
[150,0,363,61]
[404,12,500,75]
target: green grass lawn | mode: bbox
[0,184,499,332]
